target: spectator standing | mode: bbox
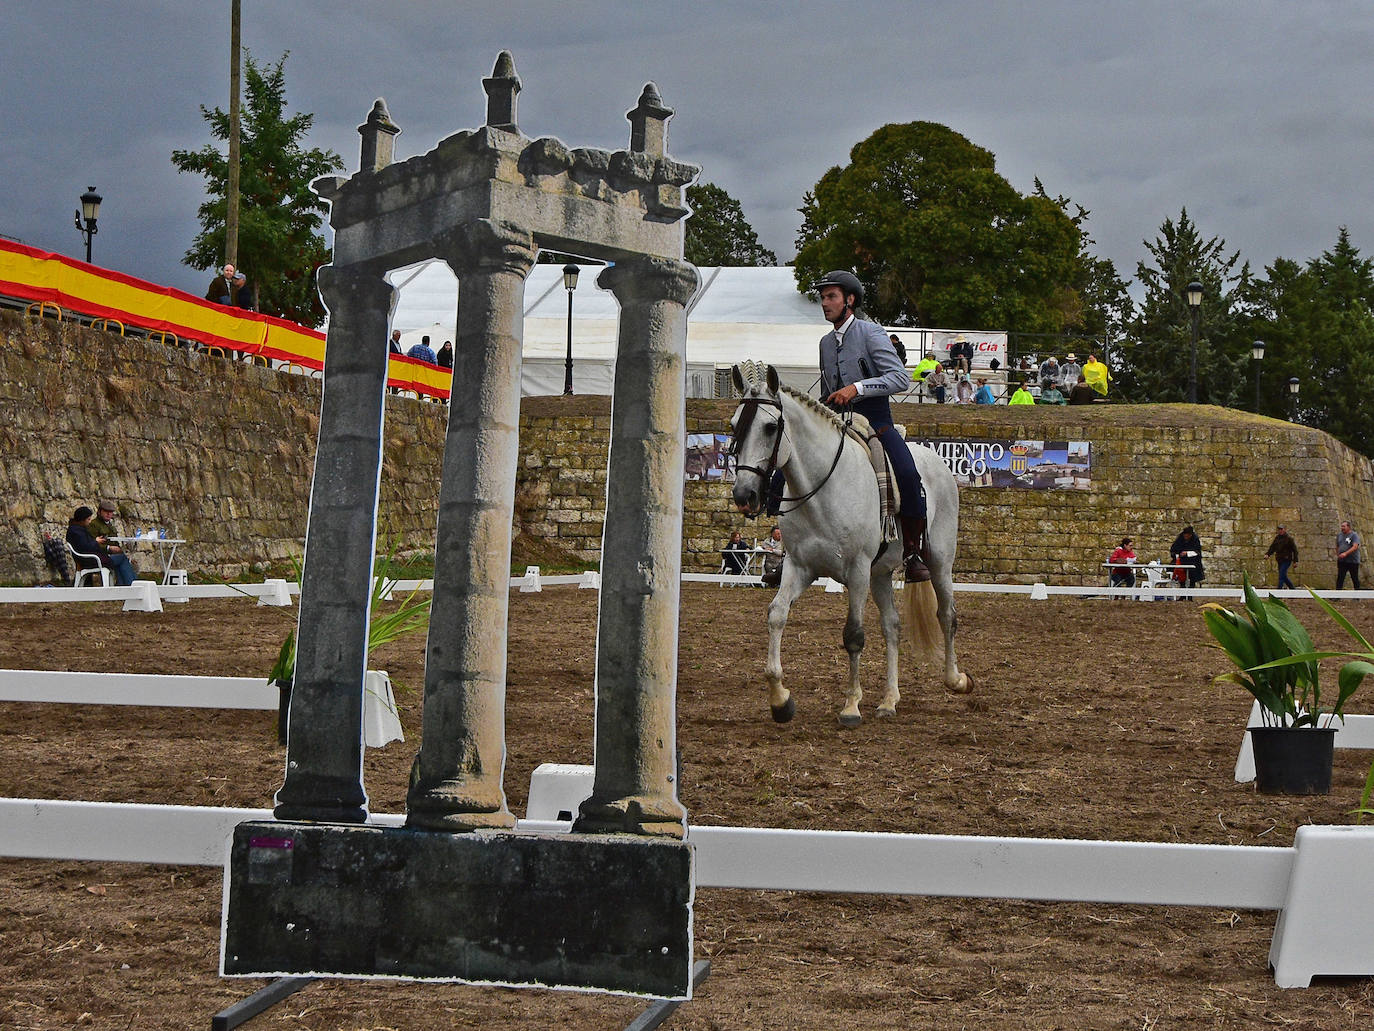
[233,271,257,312]
[1059,353,1083,389]
[1266,525,1298,589]
[437,341,454,369]
[1008,381,1035,405]
[924,364,948,403]
[1170,526,1205,588]
[1083,353,1110,396]
[1067,375,1098,405]
[887,334,908,365]
[205,263,236,305]
[1337,520,1362,589]
[407,334,437,363]
[973,378,995,404]
[1038,355,1060,392]
[388,329,403,354]
[66,506,138,586]
[1108,536,1137,587]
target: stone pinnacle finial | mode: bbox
[483,51,522,133]
[627,82,673,156]
[358,99,401,173]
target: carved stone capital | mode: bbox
[439,218,537,279]
[597,256,699,308]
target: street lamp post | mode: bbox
[74,186,102,264]
[1288,377,1300,422]
[562,263,580,396]
[1251,339,1265,412]
[1186,279,1203,403]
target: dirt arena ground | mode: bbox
[4,585,1374,1030]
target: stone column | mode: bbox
[274,264,394,823]
[406,219,536,832]
[574,257,699,839]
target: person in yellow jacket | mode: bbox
[1009,381,1036,405]
[1083,353,1111,395]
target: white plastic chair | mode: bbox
[65,540,112,587]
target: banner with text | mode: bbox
[910,438,1091,489]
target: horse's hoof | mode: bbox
[876,706,896,718]
[770,696,796,723]
[838,712,862,728]
[946,672,975,695]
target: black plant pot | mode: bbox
[1248,726,1336,795]
[274,678,292,747]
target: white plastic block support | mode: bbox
[578,570,601,590]
[121,580,163,613]
[520,565,542,593]
[161,568,189,604]
[525,762,595,822]
[1270,825,1374,987]
[1030,582,1049,600]
[823,577,844,593]
[257,578,293,606]
[362,670,404,749]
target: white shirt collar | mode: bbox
[832,313,855,340]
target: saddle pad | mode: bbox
[842,418,901,543]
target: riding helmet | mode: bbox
[813,269,864,307]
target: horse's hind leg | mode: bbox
[838,571,870,727]
[935,572,973,694]
[871,574,901,717]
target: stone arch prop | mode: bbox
[222,53,700,999]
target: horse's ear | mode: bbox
[731,364,746,394]
[766,364,780,394]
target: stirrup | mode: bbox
[904,553,931,583]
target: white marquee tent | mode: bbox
[385,262,1006,397]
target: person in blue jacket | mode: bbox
[813,270,929,582]
[973,378,996,404]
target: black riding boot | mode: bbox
[901,515,931,583]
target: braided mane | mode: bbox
[733,360,847,432]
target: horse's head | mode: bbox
[729,362,787,518]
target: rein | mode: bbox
[732,396,848,516]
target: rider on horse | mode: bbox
[814,270,929,583]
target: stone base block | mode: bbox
[221,821,694,998]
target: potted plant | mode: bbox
[1202,576,1361,794]
[266,552,432,746]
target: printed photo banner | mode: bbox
[910,438,1091,490]
[686,432,733,482]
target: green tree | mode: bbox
[793,121,1083,331]
[171,52,343,326]
[685,183,776,266]
[1252,228,1374,443]
[1116,209,1254,405]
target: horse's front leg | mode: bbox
[870,573,901,716]
[935,573,973,694]
[838,568,871,727]
[765,565,809,723]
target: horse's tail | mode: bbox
[903,579,943,663]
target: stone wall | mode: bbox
[6,311,1373,587]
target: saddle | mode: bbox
[841,414,901,544]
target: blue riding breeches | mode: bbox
[851,397,923,520]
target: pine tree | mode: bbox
[171,52,343,327]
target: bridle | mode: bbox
[730,394,847,517]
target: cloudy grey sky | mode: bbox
[4,1,1372,302]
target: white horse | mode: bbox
[729,362,973,727]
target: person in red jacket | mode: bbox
[1108,536,1137,587]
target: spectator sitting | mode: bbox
[66,506,137,586]
[949,335,974,375]
[1008,381,1035,405]
[1067,374,1098,405]
[1038,355,1060,391]
[955,375,974,404]
[1083,353,1110,395]
[89,499,129,559]
[205,263,236,305]
[437,340,454,369]
[721,530,750,574]
[1039,382,1066,405]
[407,334,437,363]
[924,364,948,403]
[973,377,995,404]
[911,354,940,382]
[1108,536,1137,587]
[233,271,257,312]
[759,526,784,587]
[1059,352,1083,388]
